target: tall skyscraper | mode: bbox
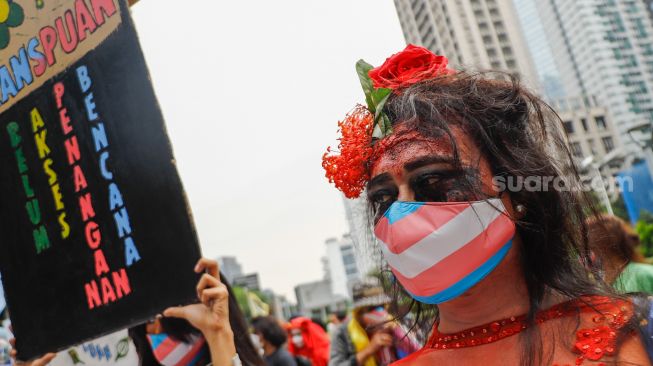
[324,235,362,298]
[217,256,243,284]
[644,0,653,25]
[535,0,653,148]
[512,0,566,98]
[343,197,380,277]
[393,0,540,88]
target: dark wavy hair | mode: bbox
[128,273,264,366]
[365,71,643,365]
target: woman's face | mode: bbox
[368,124,501,220]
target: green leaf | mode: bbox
[6,3,24,28]
[372,88,391,116]
[371,88,392,137]
[355,60,394,137]
[0,24,9,50]
[371,88,391,108]
[356,59,375,109]
[380,114,393,136]
[372,123,383,139]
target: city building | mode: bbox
[550,95,623,171]
[342,198,382,277]
[512,0,566,98]
[324,235,363,298]
[217,256,243,284]
[232,273,261,292]
[644,0,653,26]
[294,280,348,321]
[535,0,653,151]
[263,291,296,321]
[393,0,540,88]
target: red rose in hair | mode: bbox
[368,44,453,89]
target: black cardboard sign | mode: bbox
[0,0,202,359]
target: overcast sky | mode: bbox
[131,2,405,300]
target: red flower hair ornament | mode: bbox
[322,44,454,198]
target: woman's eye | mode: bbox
[373,193,394,204]
[416,174,443,188]
[413,173,452,202]
[369,190,397,218]
[423,176,440,186]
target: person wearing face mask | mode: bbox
[322,44,653,365]
[251,316,296,366]
[285,317,329,366]
[329,281,419,366]
[13,259,265,366]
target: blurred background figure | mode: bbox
[588,214,653,293]
[329,281,419,366]
[286,317,330,366]
[251,316,297,366]
[326,312,347,339]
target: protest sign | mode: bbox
[0,0,202,359]
[50,330,138,366]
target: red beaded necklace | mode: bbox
[427,296,630,352]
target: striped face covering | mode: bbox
[374,198,515,304]
[146,333,206,366]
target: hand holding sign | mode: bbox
[164,258,237,366]
[9,338,54,366]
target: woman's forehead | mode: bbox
[370,127,477,177]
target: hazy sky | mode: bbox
[131,2,405,300]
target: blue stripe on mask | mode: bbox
[407,240,513,304]
[384,201,424,224]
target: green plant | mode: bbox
[635,210,653,257]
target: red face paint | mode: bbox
[371,124,459,180]
[369,124,499,204]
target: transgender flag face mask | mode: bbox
[374,198,516,304]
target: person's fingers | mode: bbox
[9,338,14,347]
[373,333,392,346]
[195,258,219,278]
[32,353,56,366]
[382,334,393,345]
[163,306,188,320]
[15,353,56,366]
[196,273,221,298]
[199,285,229,309]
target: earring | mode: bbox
[515,204,526,214]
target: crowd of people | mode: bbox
[11,44,653,365]
[11,258,424,366]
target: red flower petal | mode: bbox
[368,44,454,89]
[322,105,375,198]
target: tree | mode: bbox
[635,210,653,257]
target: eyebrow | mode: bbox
[367,173,393,189]
[367,155,458,191]
[404,155,456,172]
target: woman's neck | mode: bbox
[436,241,554,334]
